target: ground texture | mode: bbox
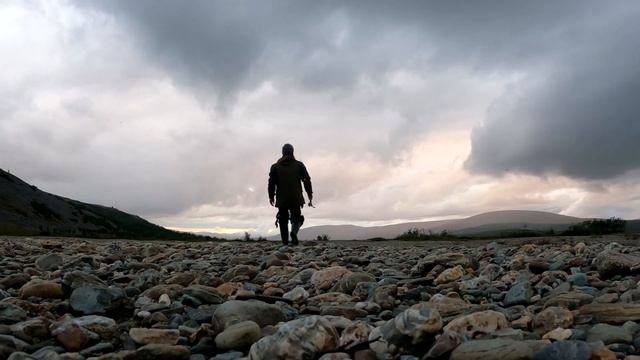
[1,236,639,360]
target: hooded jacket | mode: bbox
[268,155,312,207]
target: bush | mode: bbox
[395,228,457,241]
[561,218,626,236]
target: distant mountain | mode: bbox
[287,210,586,240]
[0,168,208,240]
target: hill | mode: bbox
[0,168,207,240]
[291,210,585,240]
[627,219,640,233]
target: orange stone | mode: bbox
[216,282,242,297]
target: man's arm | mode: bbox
[301,163,313,201]
[268,165,277,206]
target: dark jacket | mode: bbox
[268,155,312,207]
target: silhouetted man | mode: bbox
[268,143,313,246]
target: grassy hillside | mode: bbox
[0,168,211,240]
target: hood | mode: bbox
[277,154,296,165]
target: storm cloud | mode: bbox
[466,3,640,179]
[83,0,640,179]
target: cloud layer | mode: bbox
[1,0,639,234]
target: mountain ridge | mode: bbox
[274,210,586,240]
[0,168,207,240]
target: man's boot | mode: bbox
[290,215,303,246]
[290,227,299,245]
[279,220,289,246]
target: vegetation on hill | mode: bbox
[0,168,219,241]
[560,217,626,236]
[395,218,628,241]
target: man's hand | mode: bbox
[269,198,275,206]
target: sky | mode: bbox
[1,0,639,236]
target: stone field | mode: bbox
[1,236,640,360]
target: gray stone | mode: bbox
[134,344,190,360]
[215,320,261,350]
[183,285,224,304]
[331,272,376,294]
[0,304,27,324]
[567,273,588,287]
[249,315,339,360]
[586,323,632,344]
[370,303,443,356]
[321,305,368,320]
[595,251,640,278]
[579,303,640,323]
[282,286,309,304]
[0,334,29,351]
[62,271,108,289]
[450,339,533,360]
[533,340,591,360]
[504,281,534,306]
[35,254,63,271]
[213,300,286,329]
[211,351,244,360]
[70,286,125,314]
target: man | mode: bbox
[268,143,313,246]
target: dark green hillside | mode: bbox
[0,168,211,240]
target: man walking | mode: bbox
[268,143,313,246]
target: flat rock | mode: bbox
[450,339,533,360]
[586,323,632,344]
[129,328,180,345]
[579,303,640,323]
[215,320,262,350]
[183,285,224,304]
[533,340,591,360]
[133,344,190,360]
[213,300,286,329]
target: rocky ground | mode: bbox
[1,235,640,359]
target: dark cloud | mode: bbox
[466,4,640,179]
[80,1,640,180]
[82,1,601,97]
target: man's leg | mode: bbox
[290,206,302,245]
[278,207,290,245]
